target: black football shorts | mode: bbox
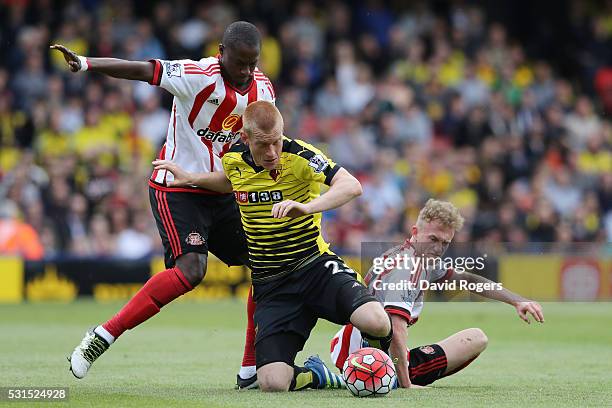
[149,186,248,268]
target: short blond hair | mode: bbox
[242,101,283,138]
[417,199,464,231]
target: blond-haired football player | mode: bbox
[330,199,544,388]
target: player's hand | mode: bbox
[271,200,311,218]
[50,44,82,72]
[514,300,544,324]
[152,160,193,187]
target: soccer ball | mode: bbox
[342,347,397,397]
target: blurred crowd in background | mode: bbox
[0,0,611,260]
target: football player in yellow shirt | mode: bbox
[153,101,394,392]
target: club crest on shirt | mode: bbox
[235,191,249,203]
[165,62,182,77]
[308,154,328,173]
[185,232,205,246]
[419,345,435,355]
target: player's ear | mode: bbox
[218,43,224,57]
[240,130,249,144]
[411,225,418,238]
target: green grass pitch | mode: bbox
[1,300,611,407]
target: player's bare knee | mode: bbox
[260,378,290,392]
[475,328,488,352]
[176,253,207,286]
[375,316,392,337]
[467,328,488,354]
[366,307,391,337]
[258,370,291,392]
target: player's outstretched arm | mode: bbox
[389,314,412,388]
[389,315,427,389]
[152,160,233,193]
[450,271,545,324]
[271,168,361,218]
[50,44,154,82]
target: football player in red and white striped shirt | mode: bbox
[52,21,271,385]
[330,199,544,388]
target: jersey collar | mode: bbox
[241,150,265,173]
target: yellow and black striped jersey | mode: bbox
[221,137,340,283]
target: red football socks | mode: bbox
[241,286,257,367]
[102,266,193,339]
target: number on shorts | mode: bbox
[325,260,355,275]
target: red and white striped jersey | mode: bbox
[330,241,453,371]
[148,57,276,193]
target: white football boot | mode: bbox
[68,329,110,379]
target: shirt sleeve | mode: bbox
[384,304,413,323]
[265,80,276,105]
[255,68,276,104]
[148,59,216,99]
[221,154,230,173]
[367,265,415,324]
[293,140,340,185]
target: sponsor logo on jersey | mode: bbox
[185,232,205,246]
[207,98,219,105]
[308,154,328,173]
[235,190,283,204]
[222,114,241,131]
[196,128,241,144]
[165,62,182,77]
